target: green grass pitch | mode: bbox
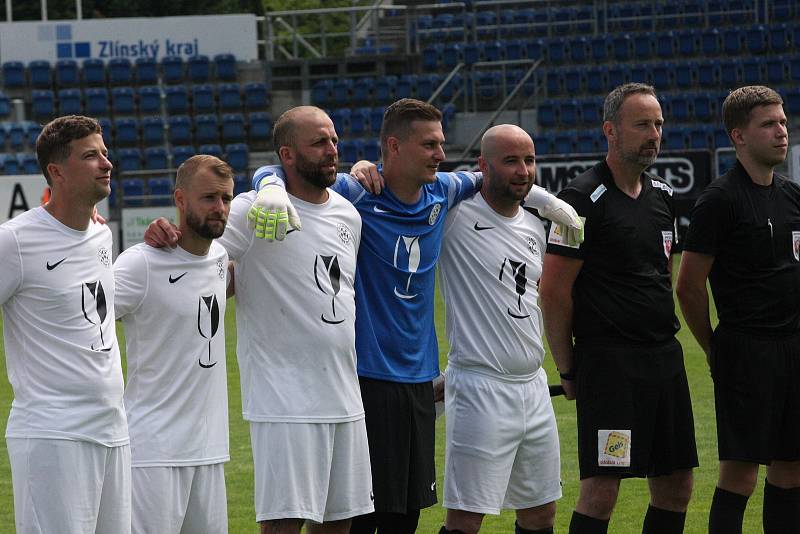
[0,268,766,532]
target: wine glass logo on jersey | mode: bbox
[314,254,345,325]
[393,235,421,300]
[498,258,530,320]
[81,280,112,351]
[197,294,220,368]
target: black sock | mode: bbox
[569,511,609,534]
[708,487,749,534]
[641,505,686,534]
[516,520,554,534]
[763,479,800,534]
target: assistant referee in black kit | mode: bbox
[540,83,698,534]
[677,85,800,534]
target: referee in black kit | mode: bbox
[539,83,697,534]
[677,85,800,534]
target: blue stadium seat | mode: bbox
[142,116,165,146]
[2,61,25,88]
[651,62,673,90]
[311,80,333,106]
[394,75,416,100]
[791,57,800,82]
[655,32,675,59]
[339,139,359,164]
[545,69,562,96]
[525,39,544,61]
[198,144,223,159]
[332,78,353,105]
[58,88,82,115]
[546,39,567,64]
[330,108,351,135]
[109,58,133,85]
[82,58,106,86]
[233,174,249,195]
[121,178,146,206]
[375,76,397,103]
[720,60,741,87]
[225,143,249,172]
[713,127,731,148]
[508,40,527,62]
[363,139,380,162]
[441,103,456,132]
[693,93,714,121]
[350,107,370,136]
[606,65,629,91]
[633,33,654,59]
[26,122,41,146]
[56,59,79,87]
[689,125,710,150]
[85,87,109,116]
[195,114,219,144]
[139,85,161,114]
[29,60,52,88]
[135,57,158,85]
[769,24,790,53]
[171,146,196,168]
[147,177,173,206]
[482,41,503,62]
[579,98,602,125]
[115,118,139,146]
[213,54,237,81]
[669,95,691,121]
[538,101,556,127]
[443,43,462,69]
[0,92,9,118]
[422,44,442,71]
[664,128,687,150]
[554,131,574,154]
[612,34,632,62]
[700,29,721,55]
[188,55,211,83]
[629,64,649,84]
[415,74,435,101]
[98,118,112,146]
[534,133,552,155]
[575,6,593,33]
[697,60,719,88]
[561,68,581,94]
[32,90,55,119]
[766,57,787,84]
[675,62,696,89]
[161,56,184,84]
[192,84,216,114]
[745,25,767,54]
[7,123,25,149]
[218,83,242,111]
[785,87,800,115]
[144,147,168,170]
[2,153,19,175]
[683,1,704,25]
[222,113,247,143]
[165,85,189,115]
[111,86,136,115]
[722,28,743,55]
[352,77,374,101]
[742,57,763,85]
[476,71,498,100]
[244,82,269,111]
[118,148,142,172]
[590,35,611,63]
[168,115,192,145]
[559,100,579,127]
[568,36,588,63]
[248,112,271,142]
[728,1,750,25]
[576,131,596,154]
[550,7,574,33]
[676,31,697,57]
[20,153,39,175]
[771,0,794,19]
[585,66,606,94]
[370,107,384,135]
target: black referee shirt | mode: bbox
[683,160,800,334]
[547,160,680,345]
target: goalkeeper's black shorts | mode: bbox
[574,337,698,480]
[711,325,800,464]
[357,376,437,514]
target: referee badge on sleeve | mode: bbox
[548,219,583,249]
[662,231,673,259]
[792,231,800,261]
[597,429,631,467]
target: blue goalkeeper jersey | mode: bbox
[253,166,480,383]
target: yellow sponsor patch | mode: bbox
[597,429,631,467]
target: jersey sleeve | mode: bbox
[438,171,482,208]
[113,246,148,319]
[545,187,592,259]
[251,165,286,191]
[0,227,22,305]
[217,194,255,261]
[682,186,732,256]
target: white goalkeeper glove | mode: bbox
[247,183,302,241]
[524,185,584,246]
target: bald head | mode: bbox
[273,106,332,161]
[480,124,533,160]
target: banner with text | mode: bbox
[0,174,109,224]
[121,206,177,250]
[0,14,258,63]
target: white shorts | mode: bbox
[443,367,562,515]
[7,438,131,534]
[132,463,227,534]
[250,419,374,523]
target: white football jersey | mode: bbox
[0,207,127,446]
[115,242,229,466]
[439,193,547,380]
[219,189,364,423]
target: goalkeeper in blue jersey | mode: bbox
[248,100,582,534]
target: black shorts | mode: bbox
[711,326,800,464]
[358,376,437,514]
[575,338,698,480]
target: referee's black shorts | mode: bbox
[358,376,437,514]
[711,325,800,464]
[575,337,698,480]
